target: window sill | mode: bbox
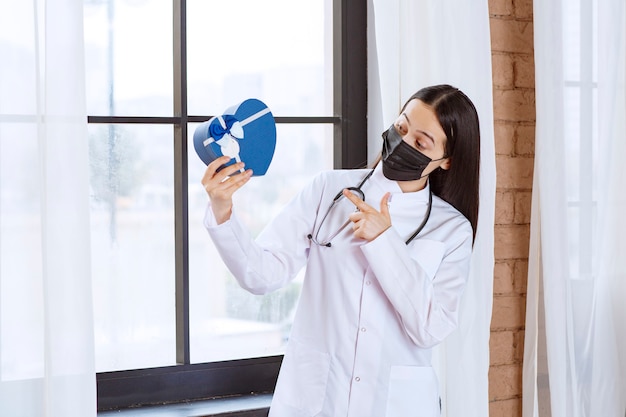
[97,394,271,417]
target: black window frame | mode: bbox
[94,0,367,411]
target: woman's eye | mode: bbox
[415,136,429,149]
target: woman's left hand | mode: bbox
[343,189,392,242]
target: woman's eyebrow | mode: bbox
[402,112,435,143]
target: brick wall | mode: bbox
[488,0,535,416]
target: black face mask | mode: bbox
[381,124,445,181]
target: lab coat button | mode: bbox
[355,376,361,382]
[365,280,371,286]
[360,327,366,332]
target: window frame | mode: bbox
[94,0,367,410]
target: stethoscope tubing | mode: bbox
[308,168,432,247]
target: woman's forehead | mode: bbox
[401,99,447,143]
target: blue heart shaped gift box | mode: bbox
[193,98,277,176]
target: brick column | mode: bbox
[488,0,535,416]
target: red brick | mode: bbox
[493,89,536,122]
[490,330,517,365]
[513,260,529,294]
[494,224,530,260]
[491,295,526,329]
[490,19,534,54]
[515,330,526,363]
[489,364,523,400]
[495,191,515,225]
[514,191,532,224]
[496,155,534,190]
[515,124,536,155]
[514,0,533,19]
[494,261,515,294]
[514,54,535,88]
[494,122,516,156]
[489,397,522,417]
[489,0,514,16]
[492,53,515,88]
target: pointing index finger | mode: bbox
[342,188,370,211]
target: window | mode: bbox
[88,0,366,410]
[562,0,597,278]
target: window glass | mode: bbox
[90,123,176,372]
[84,0,336,373]
[186,0,332,117]
[83,0,173,116]
[188,123,333,363]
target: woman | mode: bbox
[202,84,480,417]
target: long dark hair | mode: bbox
[403,84,481,242]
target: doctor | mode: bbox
[202,84,481,417]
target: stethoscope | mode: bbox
[307,168,433,247]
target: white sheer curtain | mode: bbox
[0,0,96,416]
[524,1,626,416]
[368,1,495,416]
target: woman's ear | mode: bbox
[440,157,451,171]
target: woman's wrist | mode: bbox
[212,201,233,225]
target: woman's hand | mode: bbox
[201,156,253,224]
[343,189,392,242]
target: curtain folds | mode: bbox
[368,1,495,416]
[0,0,96,416]
[524,1,626,416]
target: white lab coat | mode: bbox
[204,164,473,417]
